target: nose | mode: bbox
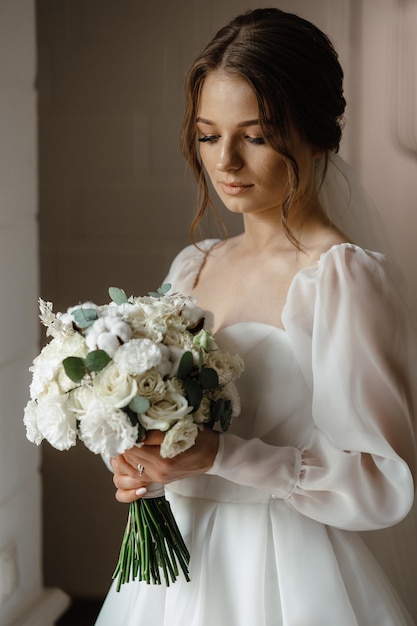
[216,138,243,172]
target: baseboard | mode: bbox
[11,588,70,626]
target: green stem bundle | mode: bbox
[112,496,190,591]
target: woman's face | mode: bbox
[196,70,317,220]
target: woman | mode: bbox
[95,8,417,625]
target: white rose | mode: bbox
[93,362,138,408]
[36,395,78,450]
[160,416,199,459]
[113,338,162,376]
[205,350,244,384]
[193,329,217,352]
[136,368,166,403]
[138,380,192,431]
[79,397,138,457]
[66,384,95,416]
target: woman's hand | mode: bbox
[111,427,219,503]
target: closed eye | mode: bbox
[198,135,220,143]
[246,136,265,145]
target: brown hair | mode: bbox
[180,8,346,246]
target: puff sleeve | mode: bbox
[207,245,416,531]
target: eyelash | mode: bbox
[197,135,265,145]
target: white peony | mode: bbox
[113,338,162,376]
[138,380,192,431]
[93,362,138,408]
[79,397,138,457]
[36,395,78,450]
[160,416,199,459]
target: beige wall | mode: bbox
[37,0,417,601]
[0,1,68,624]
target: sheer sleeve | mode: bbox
[163,239,219,294]
[208,244,416,531]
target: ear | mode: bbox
[312,146,325,158]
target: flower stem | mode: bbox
[112,495,190,590]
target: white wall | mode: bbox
[0,1,68,624]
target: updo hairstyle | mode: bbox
[181,8,346,245]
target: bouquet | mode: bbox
[24,284,244,589]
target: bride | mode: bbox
[95,8,417,625]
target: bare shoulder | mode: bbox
[307,225,351,262]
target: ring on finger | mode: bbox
[137,464,144,477]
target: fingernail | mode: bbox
[135,487,147,496]
[135,442,144,448]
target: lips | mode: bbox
[219,181,253,195]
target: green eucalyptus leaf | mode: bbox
[148,283,172,298]
[220,400,233,431]
[177,351,194,380]
[63,356,86,382]
[199,367,218,389]
[85,349,111,372]
[108,287,129,305]
[129,396,150,414]
[183,379,203,411]
[210,398,225,423]
[158,283,171,295]
[72,308,98,329]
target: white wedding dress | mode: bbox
[95,238,417,626]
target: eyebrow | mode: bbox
[196,117,261,127]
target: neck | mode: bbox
[240,199,330,253]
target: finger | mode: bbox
[143,430,165,445]
[115,486,147,504]
[113,472,145,490]
[110,454,138,477]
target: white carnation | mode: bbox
[79,397,138,456]
[113,338,162,376]
[36,395,77,450]
[23,399,43,445]
[160,416,199,459]
[29,332,88,399]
